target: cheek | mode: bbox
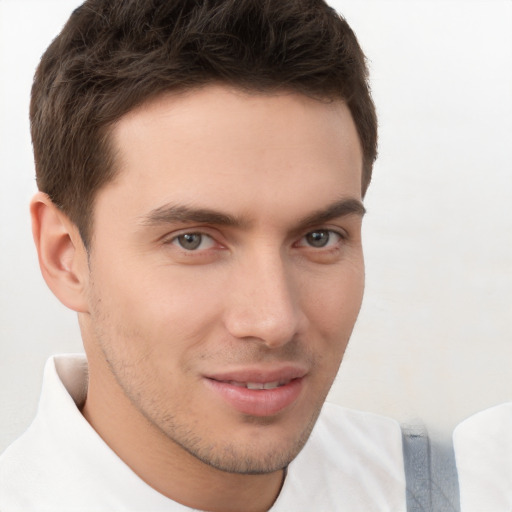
[302,262,365,336]
[92,262,226,358]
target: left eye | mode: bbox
[172,233,215,251]
[300,230,341,248]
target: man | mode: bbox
[0,1,406,510]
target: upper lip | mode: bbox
[205,365,308,384]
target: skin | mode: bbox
[32,85,365,512]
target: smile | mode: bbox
[204,370,305,417]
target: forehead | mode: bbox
[100,86,363,226]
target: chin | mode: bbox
[193,444,297,475]
[174,410,320,475]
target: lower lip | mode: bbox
[204,378,303,417]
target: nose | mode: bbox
[223,249,307,348]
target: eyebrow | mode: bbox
[138,204,249,228]
[138,198,365,230]
[296,198,366,230]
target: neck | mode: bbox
[81,358,285,512]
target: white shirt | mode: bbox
[0,355,406,511]
[454,402,512,512]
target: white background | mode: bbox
[1,0,511,452]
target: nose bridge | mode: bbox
[224,244,304,347]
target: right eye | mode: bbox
[171,233,215,251]
[295,229,344,249]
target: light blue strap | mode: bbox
[402,424,460,512]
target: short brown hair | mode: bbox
[31,0,377,247]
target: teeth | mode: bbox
[225,380,289,389]
[247,381,282,390]
[264,381,283,390]
[228,381,247,388]
[246,382,264,390]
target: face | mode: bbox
[81,86,365,475]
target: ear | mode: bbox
[30,192,89,313]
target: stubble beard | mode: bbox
[107,359,327,475]
[86,288,334,476]
[100,345,328,476]
[151,402,325,475]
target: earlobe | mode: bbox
[30,192,89,313]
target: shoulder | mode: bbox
[454,402,512,512]
[0,354,89,510]
[316,401,403,445]
[454,401,512,439]
[454,401,512,464]
[272,403,406,512]
[0,417,47,510]
[305,402,405,481]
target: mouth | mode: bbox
[203,368,306,417]
[220,379,292,390]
